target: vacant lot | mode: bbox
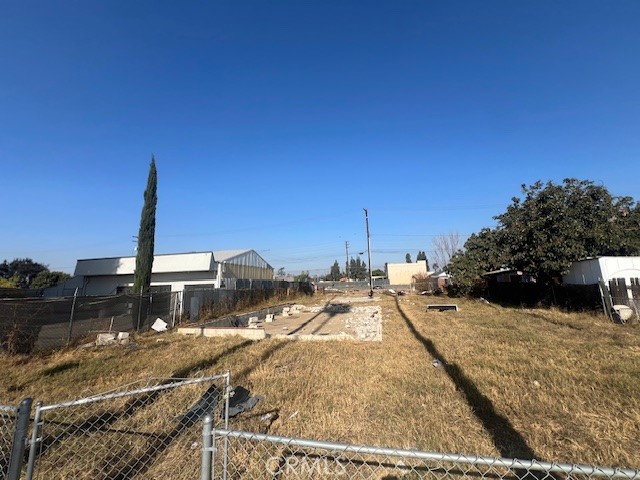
[2,292,639,469]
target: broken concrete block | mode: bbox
[265,314,274,323]
[96,333,116,346]
[151,318,168,332]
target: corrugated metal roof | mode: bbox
[211,249,252,262]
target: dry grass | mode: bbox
[1,292,639,473]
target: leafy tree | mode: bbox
[133,157,158,294]
[349,256,367,280]
[447,178,640,295]
[276,267,286,277]
[371,268,385,277]
[496,179,638,282]
[416,251,430,270]
[327,260,342,281]
[0,258,48,288]
[30,271,72,289]
[0,277,17,288]
[447,228,506,295]
[405,253,412,263]
[294,270,309,282]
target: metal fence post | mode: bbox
[66,288,78,346]
[136,292,143,332]
[7,397,32,480]
[201,415,213,480]
[223,371,231,480]
[24,402,43,480]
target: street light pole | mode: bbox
[363,208,373,297]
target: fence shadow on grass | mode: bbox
[394,298,542,466]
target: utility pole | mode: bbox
[345,241,350,280]
[363,208,373,297]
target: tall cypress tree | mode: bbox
[133,157,157,294]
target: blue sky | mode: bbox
[1,1,639,276]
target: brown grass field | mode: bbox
[1,292,639,471]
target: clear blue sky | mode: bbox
[2,1,639,276]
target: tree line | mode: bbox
[447,178,640,295]
[0,258,71,289]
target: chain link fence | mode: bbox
[1,404,19,478]
[24,374,230,480]
[0,292,179,354]
[1,399,32,480]
[202,426,640,480]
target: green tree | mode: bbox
[371,268,385,277]
[405,253,412,263]
[294,270,309,282]
[133,157,158,294]
[30,271,71,289]
[447,228,506,296]
[0,277,17,288]
[327,260,342,281]
[496,179,638,283]
[0,258,48,288]
[349,256,367,280]
[416,251,430,270]
[447,178,640,295]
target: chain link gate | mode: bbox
[202,424,640,480]
[23,373,230,480]
[1,404,19,479]
[1,399,32,480]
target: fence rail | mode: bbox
[202,424,640,480]
[15,373,230,480]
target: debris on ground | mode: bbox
[228,386,263,418]
[432,359,443,368]
[151,318,168,332]
[426,304,458,312]
[284,411,299,422]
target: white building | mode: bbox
[386,260,431,286]
[44,250,274,297]
[563,256,640,286]
[563,256,640,304]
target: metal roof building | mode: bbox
[45,250,274,296]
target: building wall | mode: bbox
[387,260,428,286]
[563,257,640,285]
[46,250,274,297]
[75,252,215,276]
